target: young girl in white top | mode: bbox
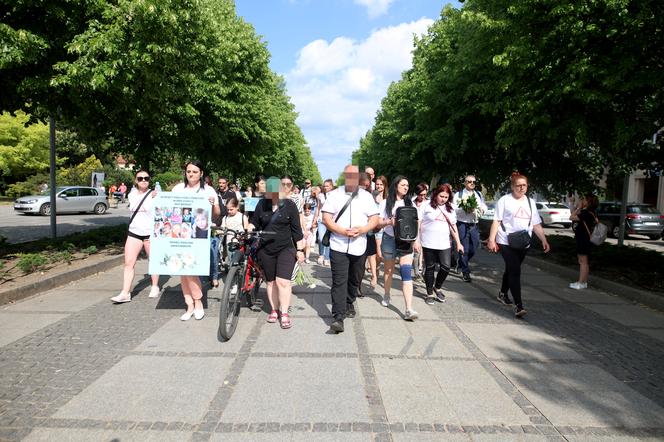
[221,197,248,243]
[302,203,315,263]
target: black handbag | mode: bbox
[322,190,357,247]
[501,195,532,250]
[506,230,531,249]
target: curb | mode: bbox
[0,254,124,306]
[527,255,664,312]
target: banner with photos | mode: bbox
[149,192,211,276]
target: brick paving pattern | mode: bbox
[0,250,663,441]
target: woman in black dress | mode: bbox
[569,194,599,290]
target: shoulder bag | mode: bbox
[500,195,532,250]
[322,190,358,247]
[128,190,152,230]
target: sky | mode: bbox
[235,0,462,181]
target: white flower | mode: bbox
[181,253,196,268]
[167,255,183,272]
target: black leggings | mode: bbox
[499,245,528,308]
[422,247,451,295]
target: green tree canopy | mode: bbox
[1,0,320,182]
[354,1,664,196]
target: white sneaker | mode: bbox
[111,293,131,303]
[180,310,194,321]
[381,296,391,307]
[404,310,418,321]
[193,309,205,320]
[324,259,330,266]
[569,282,588,290]
[148,286,161,298]
[317,256,324,265]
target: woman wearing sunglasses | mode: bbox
[111,170,161,303]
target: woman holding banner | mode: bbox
[171,160,220,321]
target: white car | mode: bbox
[14,186,108,216]
[536,202,571,228]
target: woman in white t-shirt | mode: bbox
[377,176,420,321]
[171,160,220,321]
[111,170,161,303]
[314,180,334,266]
[419,184,464,305]
[487,173,550,318]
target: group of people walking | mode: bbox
[113,161,606,333]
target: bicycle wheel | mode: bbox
[218,266,242,341]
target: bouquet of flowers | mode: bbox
[458,193,482,218]
[291,263,317,288]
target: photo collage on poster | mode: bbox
[149,192,211,276]
[153,206,209,240]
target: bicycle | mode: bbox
[212,228,272,341]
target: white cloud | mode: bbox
[286,18,433,179]
[354,0,395,18]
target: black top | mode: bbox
[574,209,597,242]
[250,198,303,255]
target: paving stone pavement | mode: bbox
[1,249,663,441]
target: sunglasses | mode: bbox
[281,182,293,187]
[466,180,476,184]
[136,176,150,182]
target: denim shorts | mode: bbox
[380,233,413,261]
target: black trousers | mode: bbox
[499,245,528,308]
[422,247,451,295]
[330,249,364,320]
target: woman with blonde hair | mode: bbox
[487,173,550,317]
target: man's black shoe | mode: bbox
[345,303,356,318]
[330,319,344,333]
[497,292,513,305]
[515,306,527,318]
[462,273,471,282]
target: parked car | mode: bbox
[14,186,108,216]
[478,201,495,239]
[596,202,664,240]
[536,202,572,228]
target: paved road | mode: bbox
[0,249,662,441]
[0,204,132,243]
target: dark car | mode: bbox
[596,202,664,240]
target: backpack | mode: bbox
[584,213,607,245]
[394,206,419,242]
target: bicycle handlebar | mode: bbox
[210,227,277,238]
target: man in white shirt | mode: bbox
[323,165,379,333]
[455,175,488,282]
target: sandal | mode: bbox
[267,310,279,323]
[279,313,292,329]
